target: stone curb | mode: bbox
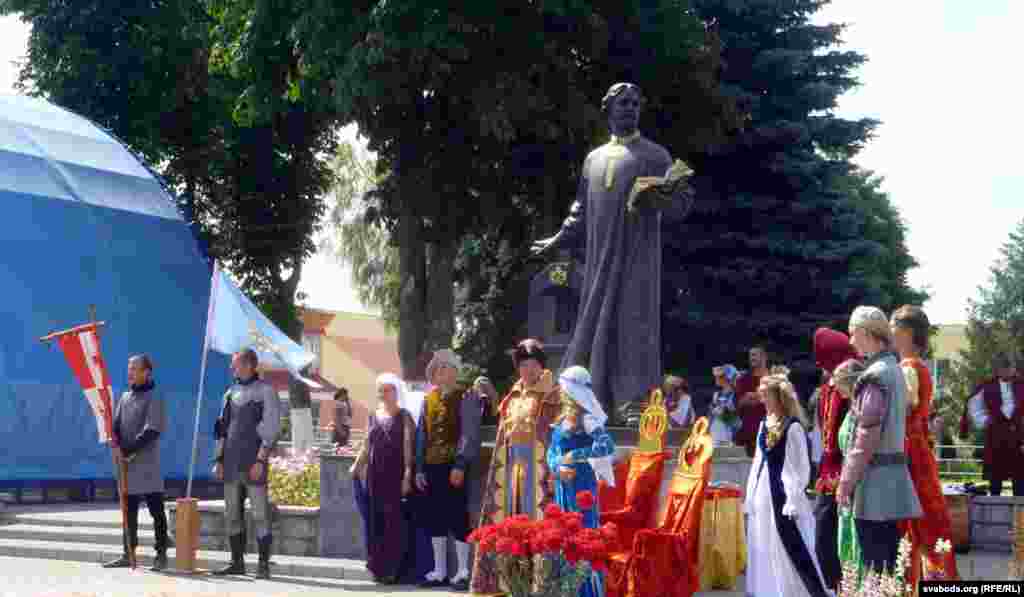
[0,523,158,547]
[0,538,371,581]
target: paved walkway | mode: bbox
[0,556,461,597]
[0,503,1015,595]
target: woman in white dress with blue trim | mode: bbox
[744,367,830,597]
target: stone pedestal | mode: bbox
[166,500,320,557]
[319,454,363,559]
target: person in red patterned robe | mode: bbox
[735,345,770,457]
[891,305,958,584]
[810,328,858,590]
[960,353,1024,496]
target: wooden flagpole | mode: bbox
[39,309,134,569]
[92,306,135,570]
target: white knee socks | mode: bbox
[428,537,447,581]
[454,541,471,580]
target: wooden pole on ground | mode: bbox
[176,261,220,574]
[41,311,134,568]
[89,306,134,571]
[175,498,200,573]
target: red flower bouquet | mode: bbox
[468,490,617,597]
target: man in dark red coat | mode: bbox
[811,328,858,590]
[960,354,1024,496]
[734,345,769,457]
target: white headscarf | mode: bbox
[558,366,615,487]
[376,372,406,411]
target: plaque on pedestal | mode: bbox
[526,255,581,374]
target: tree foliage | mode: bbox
[2,0,339,407]
[299,0,735,377]
[324,138,400,329]
[945,218,1024,442]
[660,0,927,393]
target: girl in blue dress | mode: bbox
[547,365,617,597]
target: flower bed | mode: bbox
[268,447,321,508]
[469,490,616,597]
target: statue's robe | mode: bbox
[555,135,693,409]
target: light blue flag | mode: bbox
[207,263,319,388]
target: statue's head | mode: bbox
[602,83,645,136]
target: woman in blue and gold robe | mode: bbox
[548,365,617,597]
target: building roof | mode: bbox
[262,370,340,396]
[328,336,403,377]
[299,307,337,335]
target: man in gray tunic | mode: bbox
[532,82,694,413]
[212,348,283,579]
[838,306,922,574]
[102,354,170,571]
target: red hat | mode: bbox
[813,328,858,374]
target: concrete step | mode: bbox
[3,507,153,530]
[0,523,161,547]
[0,537,370,580]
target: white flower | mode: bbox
[934,538,952,554]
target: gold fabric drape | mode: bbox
[698,487,746,591]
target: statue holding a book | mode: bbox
[532,82,695,416]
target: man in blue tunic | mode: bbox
[212,349,283,579]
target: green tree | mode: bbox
[323,139,400,328]
[972,217,1024,326]
[276,1,732,378]
[3,0,338,418]
[843,168,929,311]
[660,0,926,389]
[946,218,1024,443]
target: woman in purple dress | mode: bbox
[350,373,415,584]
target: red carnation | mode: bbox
[480,533,498,554]
[564,512,584,533]
[576,490,596,511]
[545,530,566,552]
[564,540,581,564]
[544,503,564,520]
[496,538,517,555]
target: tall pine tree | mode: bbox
[662,0,926,392]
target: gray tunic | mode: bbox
[848,352,922,521]
[216,378,282,485]
[113,388,166,495]
[554,136,693,409]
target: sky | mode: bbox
[2,3,1020,324]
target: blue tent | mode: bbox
[0,94,229,492]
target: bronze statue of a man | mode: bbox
[532,83,693,414]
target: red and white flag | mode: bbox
[55,324,115,444]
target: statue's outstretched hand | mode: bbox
[531,235,559,257]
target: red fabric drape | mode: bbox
[599,460,632,515]
[609,418,713,597]
[602,451,670,553]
